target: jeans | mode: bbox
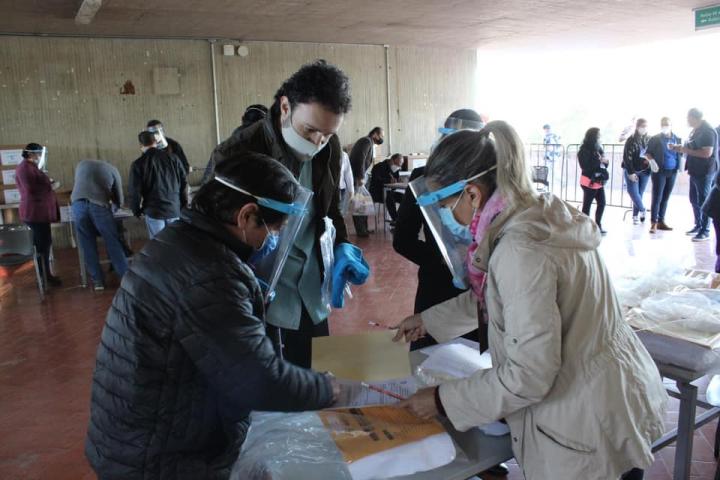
[25,222,52,277]
[581,186,606,227]
[650,170,677,223]
[72,200,129,284]
[145,216,179,239]
[625,170,650,217]
[689,174,713,233]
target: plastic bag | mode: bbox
[319,217,336,314]
[350,186,375,217]
[231,409,463,480]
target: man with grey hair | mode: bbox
[670,108,718,242]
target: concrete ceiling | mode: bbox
[0,0,712,49]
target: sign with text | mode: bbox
[695,5,720,30]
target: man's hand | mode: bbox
[628,173,639,183]
[391,314,426,343]
[398,387,440,420]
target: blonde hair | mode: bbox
[426,120,535,209]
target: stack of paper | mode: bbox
[419,343,492,378]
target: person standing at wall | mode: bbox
[669,108,718,242]
[578,128,609,234]
[646,117,681,234]
[129,131,188,239]
[206,60,369,368]
[350,127,384,237]
[147,119,189,175]
[70,160,129,291]
[14,143,61,287]
[622,118,651,224]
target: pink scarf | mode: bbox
[466,191,507,302]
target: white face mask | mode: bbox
[391,164,401,173]
[281,112,329,161]
[638,127,648,135]
[661,126,671,135]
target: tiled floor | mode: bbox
[0,198,718,480]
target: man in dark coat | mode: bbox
[85,153,338,480]
[349,126,384,236]
[147,119,190,175]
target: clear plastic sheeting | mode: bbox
[231,409,461,480]
[626,289,720,349]
[319,216,336,314]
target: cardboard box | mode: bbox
[1,187,21,205]
[0,145,25,167]
[1,169,16,185]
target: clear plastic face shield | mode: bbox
[24,146,48,171]
[214,175,313,303]
[147,125,169,149]
[410,166,497,289]
[438,117,485,136]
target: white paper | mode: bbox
[419,343,493,379]
[420,337,480,355]
[335,377,417,408]
[479,421,511,436]
[348,432,456,480]
[3,189,21,204]
[2,169,16,185]
[0,150,23,166]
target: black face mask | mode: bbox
[375,137,384,145]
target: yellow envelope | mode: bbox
[312,330,411,381]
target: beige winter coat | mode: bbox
[422,194,667,480]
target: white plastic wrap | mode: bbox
[319,216,336,313]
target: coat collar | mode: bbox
[181,209,254,262]
[471,207,516,272]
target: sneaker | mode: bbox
[692,232,710,242]
[686,226,701,236]
[657,222,673,231]
[640,212,646,223]
[649,223,657,234]
[93,282,105,292]
[47,275,62,287]
[632,216,639,225]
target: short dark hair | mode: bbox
[22,142,43,158]
[138,131,156,146]
[272,60,352,115]
[147,119,162,128]
[636,118,648,127]
[390,153,403,162]
[583,127,600,146]
[368,127,383,137]
[242,104,268,126]
[688,108,703,120]
[192,152,298,227]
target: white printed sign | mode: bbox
[3,189,21,204]
[0,149,23,166]
[2,169,16,185]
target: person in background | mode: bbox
[350,127,384,237]
[369,153,403,225]
[646,117,681,234]
[70,160,128,291]
[206,60,368,368]
[129,131,188,239]
[393,122,667,480]
[622,118,651,224]
[14,143,61,287]
[338,148,354,215]
[703,168,720,273]
[542,123,561,164]
[147,119,189,175]
[85,153,342,480]
[578,128,609,234]
[202,105,270,185]
[669,108,718,242]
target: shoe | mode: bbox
[649,223,657,234]
[632,216,639,225]
[93,282,105,292]
[657,222,673,231]
[692,232,710,242]
[687,226,701,236]
[640,213,646,223]
[484,463,510,476]
[600,228,608,236]
[715,257,720,274]
[47,275,62,287]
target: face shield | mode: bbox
[214,175,313,303]
[438,116,485,136]
[410,166,497,289]
[147,125,169,149]
[24,146,48,171]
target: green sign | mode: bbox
[695,4,720,30]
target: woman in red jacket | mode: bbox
[15,143,61,286]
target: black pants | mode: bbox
[621,468,644,480]
[386,191,403,222]
[581,186,606,227]
[26,222,52,277]
[650,170,677,224]
[277,307,329,368]
[352,215,369,235]
[714,218,720,256]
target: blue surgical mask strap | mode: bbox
[214,176,307,216]
[416,165,497,207]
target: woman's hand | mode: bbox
[398,387,440,420]
[391,314,426,343]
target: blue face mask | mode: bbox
[438,207,473,245]
[248,220,280,265]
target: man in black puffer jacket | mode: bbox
[85,153,338,480]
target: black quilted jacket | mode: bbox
[85,208,333,480]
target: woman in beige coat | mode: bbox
[394,121,667,480]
